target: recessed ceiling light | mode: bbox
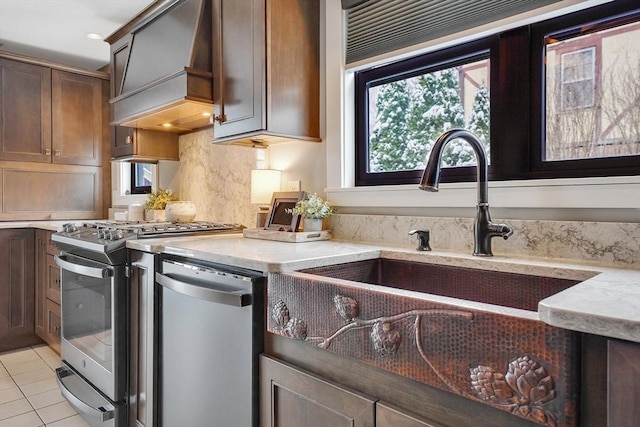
[162,123,172,128]
[86,33,103,40]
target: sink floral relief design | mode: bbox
[268,272,576,426]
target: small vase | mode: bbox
[303,218,323,232]
[145,209,166,222]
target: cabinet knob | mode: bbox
[125,135,132,144]
[44,148,51,155]
[54,150,61,156]
[213,114,227,124]
[53,326,60,332]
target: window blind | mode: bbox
[345,0,562,65]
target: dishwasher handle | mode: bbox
[156,272,252,307]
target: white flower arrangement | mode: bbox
[286,193,336,219]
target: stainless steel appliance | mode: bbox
[52,220,244,427]
[156,257,264,427]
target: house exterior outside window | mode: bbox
[545,20,640,161]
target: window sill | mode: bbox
[326,176,640,210]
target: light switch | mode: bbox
[286,180,301,191]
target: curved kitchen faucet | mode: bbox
[419,129,513,256]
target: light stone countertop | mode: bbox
[0,220,78,231]
[5,220,637,343]
[128,233,640,344]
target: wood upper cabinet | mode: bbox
[260,355,375,427]
[110,34,134,159]
[52,70,103,166]
[0,59,52,163]
[109,35,179,161]
[212,0,320,144]
[0,57,104,166]
[0,229,39,353]
[111,126,179,161]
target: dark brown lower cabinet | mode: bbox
[376,402,441,427]
[43,298,61,354]
[608,339,640,427]
[0,228,38,352]
[260,355,376,427]
[34,229,61,353]
[259,355,446,427]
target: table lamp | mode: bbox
[251,169,281,227]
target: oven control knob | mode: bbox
[62,223,78,233]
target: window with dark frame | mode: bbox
[130,163,152,194]
[354,0,640,187]
[356,38,496,186]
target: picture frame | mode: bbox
[264,191,306,231]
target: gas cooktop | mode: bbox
[52,220,245,261]
[78,220,244,238]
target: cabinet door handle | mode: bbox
[212,0,227,124]
[54,150,61,156]
[45,148,51,155]
[125,135,132,144]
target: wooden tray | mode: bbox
[243,228,331,243]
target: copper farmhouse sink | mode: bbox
[301,258,579,312]
[267,255,594,427]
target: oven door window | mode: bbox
[60,257,114,374]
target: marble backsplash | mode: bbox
[176,129,638,268]
[329,214,640,268]
[178,128,259,227]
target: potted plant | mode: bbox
[144,188,179,221]
[287,193,336,232]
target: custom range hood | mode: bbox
[110,0,213,133]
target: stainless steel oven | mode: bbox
[54,252,128,426]
[52,221,245,427]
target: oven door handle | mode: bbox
[56,366,115,423]
[55,255,113,278]
[156,272,252,307]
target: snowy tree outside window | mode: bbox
[367,60,490,173]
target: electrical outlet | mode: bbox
[286,180,301,191]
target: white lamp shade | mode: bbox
[251,169,281,205]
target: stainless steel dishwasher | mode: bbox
[155,257,265,427]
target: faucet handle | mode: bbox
[408,229,431,251]
[502,225,514,240]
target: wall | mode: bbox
[330,214,640,268]
[177,129,258,226]
[171,0,639,268]
[176,129,327,227]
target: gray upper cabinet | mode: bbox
[212,0,321,145]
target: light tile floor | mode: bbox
[0,345,89,427]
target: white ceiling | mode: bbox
[0,0,156,70]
